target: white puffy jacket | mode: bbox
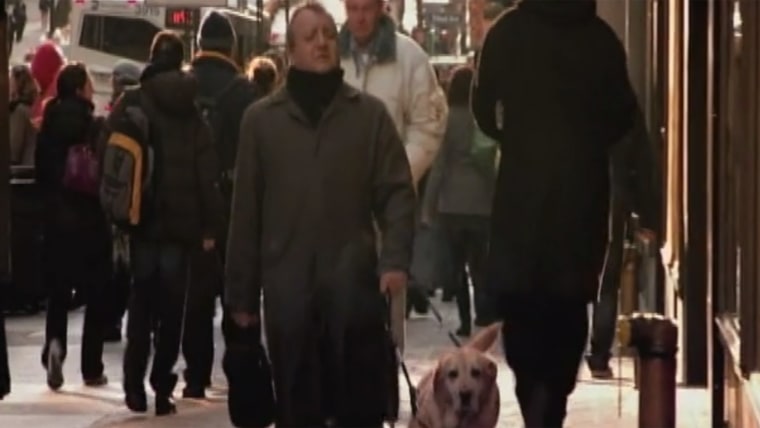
[340,20,448,187]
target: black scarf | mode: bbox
[286,67,344,126]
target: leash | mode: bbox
[420,292,462,348]
[386,293,418,418]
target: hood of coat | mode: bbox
[519,0,597,25]
[140,66,199,117]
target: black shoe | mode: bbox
[84,374,108,387]
[46,339,64,391]
[155,395,177,416]
[125,390,148,413]
[409,288,430,315]
[182,385,206,399]
[586,355,614,379]
[455,325,471,337]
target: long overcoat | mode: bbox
[224,83,416,423]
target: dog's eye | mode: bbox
[471,368,482,378]
[447,369,459,379]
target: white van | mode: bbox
[66,0,270,113]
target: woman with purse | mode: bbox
[35,62,110,391]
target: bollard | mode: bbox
[618,313,678,428]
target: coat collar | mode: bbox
[191,51,242,73]
[338,14,397,63]
[269,83,361,126]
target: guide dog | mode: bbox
[409,323,502,428]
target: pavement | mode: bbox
[1,290,710,428]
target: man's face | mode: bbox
[345,0,383,46]
[288,9,339,73]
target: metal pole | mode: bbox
[619,313,678,428]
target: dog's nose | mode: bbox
[460,390,473,406]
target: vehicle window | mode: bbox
[80,14,160,62]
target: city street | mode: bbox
[1,4,712,428]
[2,293,710,428]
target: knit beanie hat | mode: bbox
[197,10,236,55]
[149,30,185,69]
[112,60,142,85]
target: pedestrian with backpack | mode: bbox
[184,9,259,401]
[100,31,225,416]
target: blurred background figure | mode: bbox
[9,64,39,166]
[107,60,141,111]
[30,41,65,128]
[422,65,496,337]
[10,0,28,44]
[246,56,278,96]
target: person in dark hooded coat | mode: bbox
[182,9,260,400]
[472,0,646,426]
[107,31,225,416]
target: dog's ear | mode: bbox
[433,360,451,409]
[482,356,498,385]
[477,356,500,424]
[465,322,503,352]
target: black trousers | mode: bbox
[123,239,188,396]
[502,294,589,428]
[40,203,109,380]
[182,248,221,388]
[440,214,489,326]
[103,259,130,332]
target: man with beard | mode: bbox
[225,3,416,425]
[472,0,649,425]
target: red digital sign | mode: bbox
[165,8,194,29]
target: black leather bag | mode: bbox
[222,320,275,428]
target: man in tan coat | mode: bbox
[225,3,416,425]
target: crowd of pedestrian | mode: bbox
[0,0,661,426]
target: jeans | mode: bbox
[123,239,188,396]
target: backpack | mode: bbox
[195,77,245,172]
[99,91,156,229]
[470,127,499,177]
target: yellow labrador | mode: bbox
[410,323,501,428]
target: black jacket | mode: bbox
[107,66,226,245]
[472,0,639,302]
[189,52,259,175]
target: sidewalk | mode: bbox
[2,292,710,428]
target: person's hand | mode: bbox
[635,228,656,244]
[380,270,408,296]
[202,238,215,252]
[231,311,258,328]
